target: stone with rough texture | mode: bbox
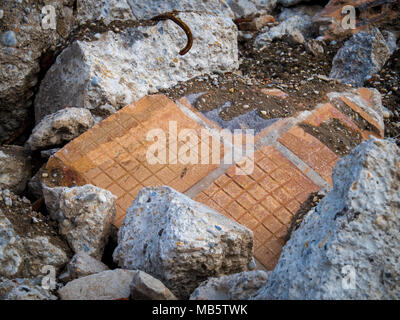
[34,12,238,122]
[0,146,31,194]
[26,108,94,151]
[113,186,253,299]
[0,277,56,300]
[130,270,177,300]
[190,270,270,300]
[330,28,397,87]
[43,185,116,260]
[0,208,68,279]
[226,0,278,18]
[0,0,75,144]
[254,138,400,300]
[279,0,313,6]
[62,252,109,282]
[254,14,313,48]
[58,269,136,300]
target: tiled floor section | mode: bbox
[45,87,381,270]
[278,126,339,185]
[194,145,320,269]
[45,95,224,227]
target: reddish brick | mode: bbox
[262,214,283,234]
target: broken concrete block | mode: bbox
[0,206,69,279]
[58,269,136,300]
[130,271,177,300]
[190,270,270,300]
[62,252,109,282]
[0,278,57,300]
[254,138,400,300]
[227,0,278,19]
[26,107,94,151]
[330,28,397,87]
[0,146,31,194]
[43,185,116,260]
[113,186,254,299]
[34,12,239,122]
[254,14,313,48]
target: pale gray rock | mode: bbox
[113,186,253,299]
[190,270,270,300]
[0,146,31,194]
[76,0,234,22]
[62,252,109,282]
[26,108,94,151]
[43,185,117,259]
[0,277,56,300]
[130,270,177,300]
[254,138,400,300]
[254,14,313,48]
[226,0,278,18]
[58,269,136,300]
[330,28,397,87]
[278,5,323,20]
[34,12,239,122]
[305,39,324,56]
[0,208,68,279]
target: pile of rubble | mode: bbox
[0,0,399,300]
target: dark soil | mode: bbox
[284,192,324,244]
[300,119,363,157]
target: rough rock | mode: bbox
[226,0,278,19]
[26,107,94,151]
[330,28,397,87]
[190,270,270,300]
[278,0,313,7]
[0,0,75,143]
[0,146,31,194]
[43,185,117,259]
[113,186,253,299]
[305,39,324,56]
[0,277,56,300]
[130,270,177,300]
[34,12,239,122]
[76,0,234,23]
[58,269,136,300]
[254,14,313,49]
[278,4,323,21]
[0,206,68,279]
[61,252,109,282]
[254,138,400,300]
[289,29,305,44]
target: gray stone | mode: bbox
[113,186,253,299]
[306,39,324,56]
[226,0,278,19]
[62,252,109,282]
[0,1,75,144]
[279,0,313,6]
[130,270,177,300]
[254,14,313,49]
[34,12,239,122]
[58,269,136,300]
[43,185,117,259]
[0,277,56,300]
[0,146,31,194]
[190,270,270,300]
[1,31,17,47]
[0,208,68,279]
[330,28,397,87]
[76,0,234,22]
[26,107,94,151]
[254,137,400,300]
